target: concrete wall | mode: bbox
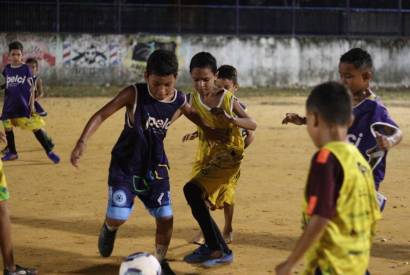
[1,33,409,88]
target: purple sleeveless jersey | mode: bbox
[109,83,186,183]
[1,64,33,119]
[347,95,399,188]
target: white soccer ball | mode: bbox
[119,252,161,275]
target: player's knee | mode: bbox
[148,205,173,219]
[183,181,201,202]
[106,217,126,228]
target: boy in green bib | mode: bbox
[276,82,381,275]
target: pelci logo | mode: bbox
[6,75,27,87]
[145,115,171,130]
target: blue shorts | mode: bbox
[106,175,173,221]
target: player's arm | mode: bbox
[376,127,402,151]
[35,78,44,99]
[70,86,134,167]
[282,113,306,125]
[275,215,328,275]
[180,103,229,142]
[218,99,256,131]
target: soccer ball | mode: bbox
[119,252,161,275]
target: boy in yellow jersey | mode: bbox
[184,64,255,245]
[275,82,381,275]
[183,52,257,267]
[0,132,38,275]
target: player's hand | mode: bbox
[0,132,6,143]
[70,141,86,168]
[275,261,292,275]
[376,132,392,151]
[182,131,199,142]
[282,113,306,125]
[211,107,234,124]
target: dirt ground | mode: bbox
[4,96,410,275]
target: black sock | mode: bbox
[183,182,230,254]
[5,130,17,154]
[33,129,53,153]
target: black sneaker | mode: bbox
[160,260,176,275]
[4,264,38,275]
[98,223,117,257]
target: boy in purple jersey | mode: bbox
[0,41,59,163]
[282,48,402,210]
[70,50,224,275]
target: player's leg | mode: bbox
[32,128,59,164]
[183,181,232,266]
[99,185,135,257]
[2,120,17,161]
[223,203,234,243]
[0,201,14,271]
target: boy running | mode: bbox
[70,49,222,275]
[276,81,381,275]
[183,52,257,267]
[282,48,402,210]
[185,64,255,245]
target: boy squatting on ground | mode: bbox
[0,41,59,163]
[282,48,402,210]
[182,52,257,267]
[70,49,226,275]
[276,81,381,275]
[183,64,255,245]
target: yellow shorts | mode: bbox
[0,162,9,201]
[191,146,243,208]
[207,170,240,209]
[3,114,45,131]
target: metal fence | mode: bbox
[1,0,410,36]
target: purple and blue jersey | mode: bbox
[108,83,186,211]
[347,94,399,188]
[1,64,33,119]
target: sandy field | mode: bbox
[3,96,410,275]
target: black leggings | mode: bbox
[183,182,230,254]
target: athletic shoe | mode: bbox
[47,151,60,164]
[1,152,18,161]
[160,260,176,275]
[4,264,38,275]
[201,251,234,268]
[183,245,213,263]
[1,146,9,155]
[98,223,117,257]
[38,111,47,117]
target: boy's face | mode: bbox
[144,73,176,101]
[27,62,38,75]
[215,78,238,92]
[9,49,23,65]
[190,67,216,94]
[339,62,371,95]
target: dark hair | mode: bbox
[146,49,178,77]
[189,52,217,74]
[9,41,23,52]
[26,57,38,66]
[306,81,352,126]
[340,48,373,70]
[217,65,238,85]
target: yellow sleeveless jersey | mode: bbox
[190,90,245,199]
[303,142,381,275]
